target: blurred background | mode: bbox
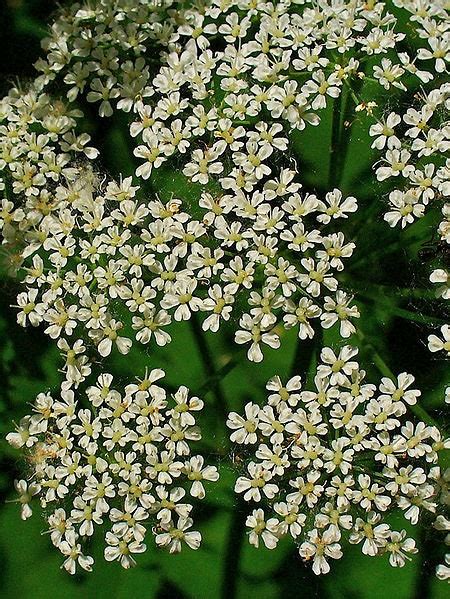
[0,1,448,598]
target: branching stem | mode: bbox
[190,313,228,423]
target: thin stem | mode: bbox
[196,355,239,396]
[190,313,227,423]
[357,292,447,327]
[336,73,365,188]
[190,320,247,599]
[328,91,343,189]
[348,234,422,271]
[328,71,365,190]
[356,330,443,430]
[290,333,309,379]
[290,329,321,383]
[412,524,437,599]
[343,79,363,108]
[220,498,247,599]
[341,279,436,301]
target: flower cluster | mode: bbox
[2,0,449,378]
[35,0,175,116]
[356,2,450,454]
[1,0,449,584]
[372,83,449,232]
[227,346,449,575]
[0,85,97,242]
[1,2,370,377]
[130,0,439,182]
[7,369,218,573]
[369,81,450,371]
[2,149,360,382]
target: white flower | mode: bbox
[377,149,414,182]
[235,314,280,362]
[316,189,358,224]
[385,530,418,567]
[352,474,391,512]
[274,501,306,538]
[373,59,406,91]
[235,461,278,502]
[182,148,223,184]
[436,554,450,581]
[60,530,94,574]
[227,403,260,444]
[384,190,424,229]
[93,318,132,357]
[246,508,279,549]
[417,38,449,73]
[379,373,420,408]
[369,112,401,150]
[428,325,450,355]
[132,308,172,346]
[321,291,359,338]
[10,479,40,520]
[430,268,450,300]
[349,513,389,556]
[299,527,343,574]
[318,346,359,385]
[160,279,203,321]
[155,517,201,553]
[183,456,219,499]
[266,375,302,407]
[202,284,234,332]
[105,530,145,568]
[15,289,45,327]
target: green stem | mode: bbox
[349,234,422,271]
[357,292,447,327]
[336,73,366,188]
[343,79,363,108]
[328,70,366,191]
[412,524,438,599]
[356,330,442,430]
[196,355,239,396]
[341,280,436,301]
[328,91,343,189]
[290,329,322,384]
[221,498,247,599]
[190,313,228,423]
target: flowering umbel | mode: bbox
[1,0,449,584]
[228,347,449,575]
[7,370,218,573]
